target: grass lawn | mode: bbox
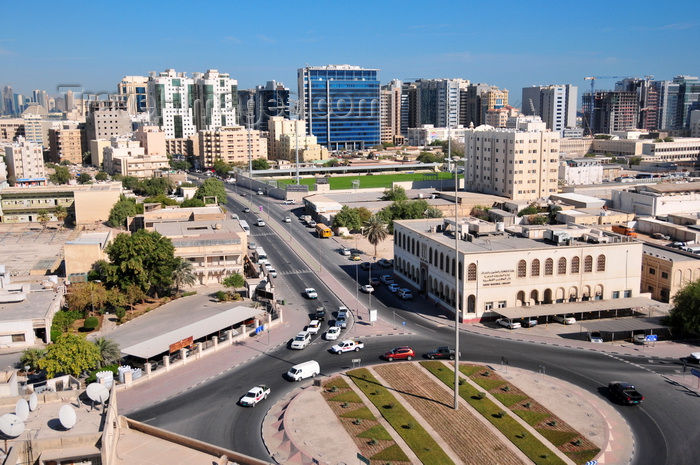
[274,171,457,190]
[339,406,376,420]
[347,368,455,465]
[421,362,566,465]
[357,425,394,441]
[327,391,363,403]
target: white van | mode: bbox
[286,360,320,381]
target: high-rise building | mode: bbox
[463,83,508,128]
[464,118,560,201]
[521,85,577,133]
[117,76,149,114]
[65,90,75,112]
[582,91,639,135]
[237,81,290,132]
[148,69,239,139]
[85,100,132,142]
[400,82,417,137]
[380,79,404,144]
[674,75,700,129]
[198,126,267,168]
[411,78,466,129]
[654,80,681,130]
[191,69,238,131]
[298,64,380,150]
[4,136,46,185]
[614,78,658,131]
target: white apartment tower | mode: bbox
[4,136,46,184]
[191,69,238,132]
[464,120,560,201]
[521,85,577,133]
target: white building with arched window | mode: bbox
[393,219,645,323]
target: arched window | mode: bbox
[468,263,477,281]
[531,259,540,277]
[571,256,580,274]
[434,249,439,266]
[458,261,463,281]
[558,257,567,275]
[517,260,527,278]
[584,255,593,273]
[597,255,606,272]
[451,258,456,277]
[545,258,553,276]
[440,253,444,271]
[429,247,433,265]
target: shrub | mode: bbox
[182,291,197,297]
[524,402,532,409]
[341,402,349,408]
[329,386,338,393]
[83,316,99,330]
[458,378,465,385]
[353,418,362,425]
[369,438,378,446]
[573,438,582,446]
[477,392,486,400]
[215,290,230,301]
[482,371,491,377]
[495,411,506,418]
[115,307,126,321]
[384,402,395,409]
[406,421,415,429]
[548,420,558,427]
[502,385,510,392]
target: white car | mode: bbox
[290,331,311,349]
[238,385,270,407]
[496,318,521,329]
[268,268,277,278]
[330,340,364,354]
[264,263,273,271]
[308,220,317,228]
[306,320,321,335]
[397,288,413,300]
[257,218,266,227]
[337,306,348,320]
[361,284,374,293]
[284,216,291,223]
[588,331,603,343]
[325,326,341,341]
[305,288,318,299]
[341,247,351,256]
[387,283,400,293]
[553,314,576,325]
[380,274,394,284]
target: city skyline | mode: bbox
[1,0,698,106]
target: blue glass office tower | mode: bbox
[298,65,380,151]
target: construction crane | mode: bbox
[583,76,621,136]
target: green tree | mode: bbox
[77,172,92,184]
[66,281,108,316]
[172,257,197,294]
[332,205,362,230]
[37,333,102,377]
[94,338,121,368]
[381,186,408,202]
[20,348,46,372]
[323,159,340,167]
[251,158,270,170]
[629,157,642,166]
[125,283,147,315]
[49,165,71,185]
[222,272,245,293]
[213,159,232,177]
[663,137,674,142]
[416,152,443,163]
[108,196,142,228]
[87,259,110,282]
[363,215,389,259]
[95,171,109,181]
[181,197,205,208]
[82,151,92,165]
[37,209,51,230]
[105,230,177,296]
[51,310,81,333]
[143,194,179,207]
[59,159,72,166]
[357,207,373,225]
[120,176,140,191]
[194,178,226,205]
[668,279,700,335]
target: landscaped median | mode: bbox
[347,368,455,465]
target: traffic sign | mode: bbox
[691,368,700,378]
[645,334,658,342]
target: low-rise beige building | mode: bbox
[394,219,643,322]
[103,136,169,179]
[48,123,86,164]
[64,231,112,280]
[131,205,248,286]
[267,116,328,161]
[198,125,267,168]
[0,182,122,225]
[134,125,167,155]
[642,243,700,303]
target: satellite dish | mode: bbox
[0,414,25,438]
[58,405,76,430]
[85,383,109,403]
[15,399,29,421]
[28,393,37,411]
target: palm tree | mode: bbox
[172,257,197,295]
[19,348,46,372]
[94,338,121,367]
[424,207,443,218]
[37,209,51,230]
[54,205,68,228]
[363,215,389,259]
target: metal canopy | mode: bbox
[121,306,262,360]
[494,297,659,320]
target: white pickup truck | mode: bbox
[330,340,364,354]
[238,385,270,407]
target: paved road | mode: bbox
[124,179,700,464]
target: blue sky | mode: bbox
[1,0,698,108]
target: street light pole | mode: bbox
[453,154,461,411]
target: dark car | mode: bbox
[360,262,372,271]
[425,347,457,360]
[314,307,327,321]
[608,381,644,405]
[383,346,415,362]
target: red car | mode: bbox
[383,346,415,362]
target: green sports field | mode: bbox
[272,172,457,190]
